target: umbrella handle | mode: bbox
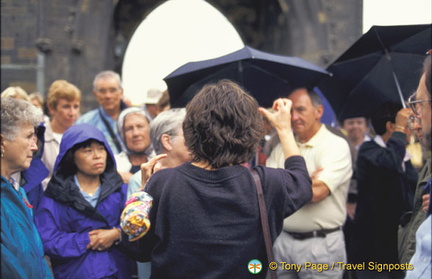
[376,28,407,109]
[391,71,407,108]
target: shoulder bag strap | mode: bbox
[251,169,277,279]
[98,107,122,153]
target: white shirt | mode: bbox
[267,125,352,232]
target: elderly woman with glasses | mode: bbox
[1,97,53,278]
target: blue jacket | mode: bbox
[23,123,49,212]
[35,124,134,279]
[75,102,128,155]
[1,176,53,278]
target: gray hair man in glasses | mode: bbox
[400,53,431,278]
[407,87,432,151]
[75,71,128,154]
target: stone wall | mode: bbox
[1,0,362,113]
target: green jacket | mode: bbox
[1,176,53,278]
[398,161,431,264]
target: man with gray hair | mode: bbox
[402,53,431,278]
[75,70,127,154]
[267,87,352,279]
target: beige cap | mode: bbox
[144,88,163,104]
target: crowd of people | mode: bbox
[1,52,431,279]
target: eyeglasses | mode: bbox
[96,87,120,94]
[407,93,432,116]
[407,114,420,131]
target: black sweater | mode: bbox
[128,156,312,279]
[352,132,418,264]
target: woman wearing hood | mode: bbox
[35,123,135,279]
[115,107,153,185]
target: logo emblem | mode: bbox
[248,259,262,274]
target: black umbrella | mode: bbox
[318,24,431,121]
[164,46,330,108]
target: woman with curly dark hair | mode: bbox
[129,79,312,278]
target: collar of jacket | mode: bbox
[45,170,123,224]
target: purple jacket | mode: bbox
[35,124,135,279]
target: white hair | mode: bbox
[1,97,42,140]
[92,70,122,91]
[150,108,186,154]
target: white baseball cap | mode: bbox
[144,88,163,104]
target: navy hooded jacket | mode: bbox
[23,123,49,212]
[35,124,134,279]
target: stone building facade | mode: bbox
[1,0,362,113]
